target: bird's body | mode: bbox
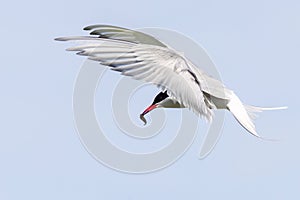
[56,25,286,139]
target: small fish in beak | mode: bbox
[139,114,147,125]
[140,104,158,125]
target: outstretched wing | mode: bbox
[83,25,231,100]
[55,36,213,120]
[84,25,232,100]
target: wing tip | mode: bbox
[83,25,97,31]
[54,37,67,41]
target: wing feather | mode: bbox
[83,24,167,47]
[56,36,213,120]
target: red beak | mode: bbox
[141,104,157,115]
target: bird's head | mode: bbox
[141,91,169,115]
[139,91,183,125]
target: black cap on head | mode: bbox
[152,91,169,105]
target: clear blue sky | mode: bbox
[1,0,299,199]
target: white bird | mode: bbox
[55,25,287,139]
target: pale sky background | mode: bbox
[1,0,299,199]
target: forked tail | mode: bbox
[226,93,287,139]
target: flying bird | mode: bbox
[55,25,286,138]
